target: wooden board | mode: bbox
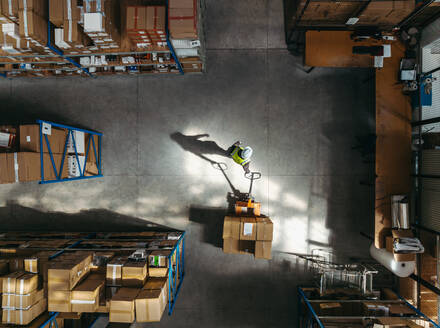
[305,31,378,68]
[374,41,412,248]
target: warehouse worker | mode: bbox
[227,141,252,174]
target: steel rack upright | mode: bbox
[37,120,103,184]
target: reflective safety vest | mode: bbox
[231,146,250,166]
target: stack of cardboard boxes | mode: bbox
[0,0,51,55]
[104,252,171,323]
[0,124,100,184]
[51,0,120,53]
[168,0,197,40]
[222,216,273,259]
[126,5,166,49]
[1,258,47,326]
[82,0,120,51]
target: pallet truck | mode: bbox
[211,162,262,216]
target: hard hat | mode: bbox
[241,147,253,159]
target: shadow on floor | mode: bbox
[170,132,230,164]
[0,201,181,232]
[188,205,227,248]
[0,98,99,132]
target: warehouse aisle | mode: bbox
[0,0,375,326]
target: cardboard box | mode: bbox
[3,271,24,294]
[0,259,10,275]
[71,276,104,312]
[63,0,80,22]
[240,218,256,240]
[148,251,169,268]
[1,0,19,22]
[223,238,240,254]
[122,262,147,288]
[49,0,63,26]
[48,253,92,291]
[169,8,197,39]
[1,152,69,183]
[16,273,38,294]
[9,257,24,271]
[135,289,165,322]
[222,216,240,239]
[24,257,38,273]
[255,241,272,259]
[146,6,165,32]
[15,298,47,325]
[126,6,146,30]
[106,257,126,286]
[19,125,67,153]
[18,0,47,18]
[19,9,48,44]
[2,292,15,308]
[143,277,168,291]
[15,289,44,310]
[0,153,15,184]
[148,267,168,278]
[109,288,139,323]
[256,217,273,241]
[48,290,71,312]
[2,308,15,324]
[169,0,194,9]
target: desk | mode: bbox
[305,31,412,248]
[305,31,380,68]
[375,41,412,249]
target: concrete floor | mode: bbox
[0,0,375,326]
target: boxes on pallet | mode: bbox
[83,0,120,49]
[126,6,166,48]
[122,262,147,288]
[109,288,140,323]
[71,275,104,312]
[222,216,273,259]
[19,125,68,153]
[168,0,197,40]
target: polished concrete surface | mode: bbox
[0,0,375,326]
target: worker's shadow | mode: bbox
[170,132,230,164]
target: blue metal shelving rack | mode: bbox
[168,232,186,314]
[37,120,103,184]
[14,231,186,328]
[298,286,440,328]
